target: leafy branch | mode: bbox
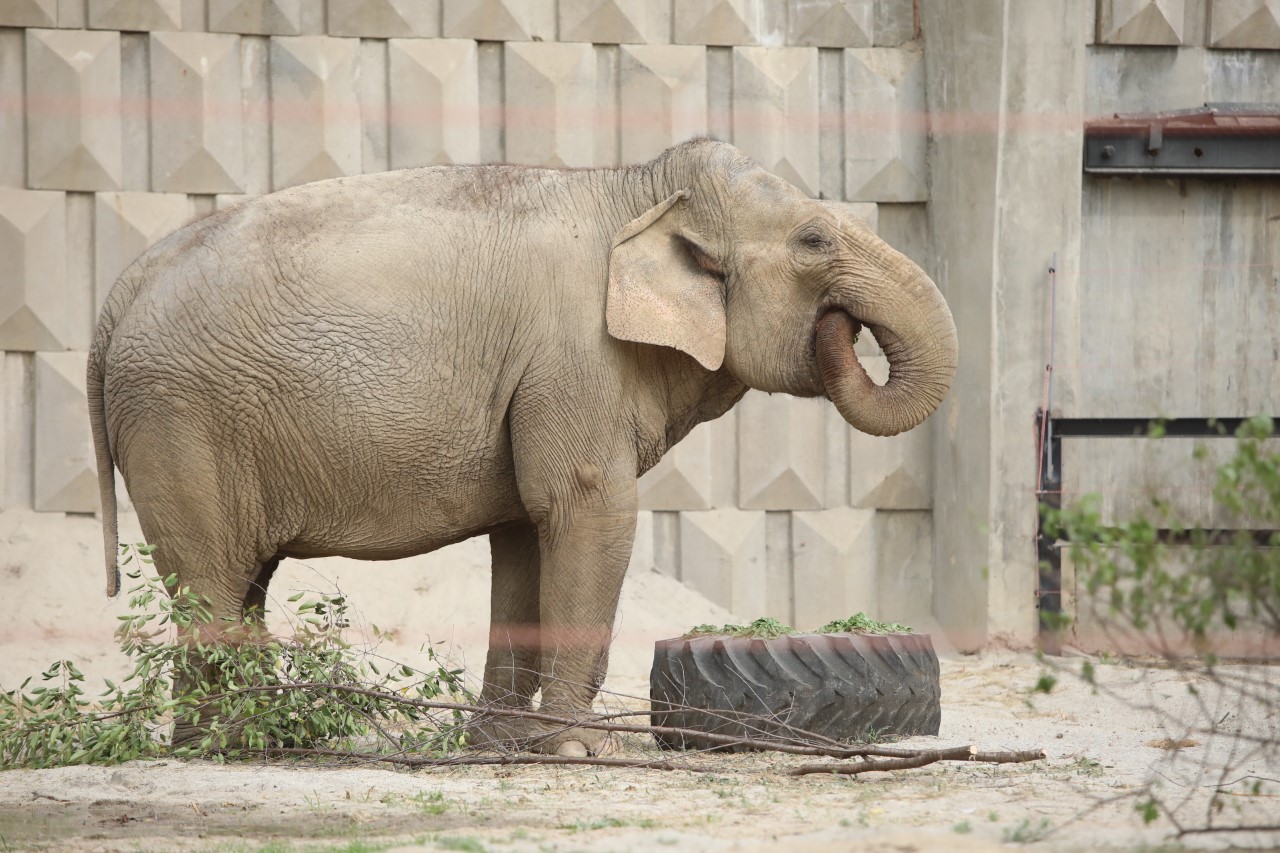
[0,546,470,769]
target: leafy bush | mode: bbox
[1038,416,1279,833]
[1042,415,1279,645]
[0,545,471,769]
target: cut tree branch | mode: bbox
[789,747,1047,776]
[218,746,714,772]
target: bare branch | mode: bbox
[788,747,1047,777]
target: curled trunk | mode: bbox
[817,274,958,437]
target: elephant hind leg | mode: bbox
[126,447,281,746]
[164,552,280,750]
[124,423,276,624]
[478,523,542,709]
[470,524,544,751]
[243,555,282,623]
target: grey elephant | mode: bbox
[89,138,957,757]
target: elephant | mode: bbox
[88,138,957,757]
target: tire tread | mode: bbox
[650,633,941,751]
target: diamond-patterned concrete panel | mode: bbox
[834,200,878,232]
[618,45,707,163]
[1097,0,1186,44]
[874,510,932,626]
[504,43,597,168]
[443,0,554,41]
[94,193,193,312]
[792,508,876,630]
[679,509,766,616]
[88,0,182,30]
[637,416,728,510]
[150,32,244,193]
[786,0,873,47]
[0,29,23,188]
[0,0,56,26]
[737,390,826,510]
[874,0,917,46]
[849,412,932,509]
[675,0,784,45]
[328,0,439,37]
[560,0,671,44]
[26,29,121,191]
[209,0,302,35]
[732,47,819,197]
[388,39,480,169]
[0,189,69,352]
[844,47,926,202]
[34,351,95,512]
[270,37,361,190]
[1209,0,1280,47]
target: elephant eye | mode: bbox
[800,230,831,252]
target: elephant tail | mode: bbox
[88,313,120,598]
[89,266,149,598]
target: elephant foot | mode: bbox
[465,712,617,757]
[534,725,618,758]
[170,720,203,749]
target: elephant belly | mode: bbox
[270,425,528,561]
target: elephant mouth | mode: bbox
[813,308,864,375]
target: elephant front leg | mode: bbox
[531,502,635,757]
[469,523,543,749]
[515,457,637,756]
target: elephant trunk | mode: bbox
[817,271,958,437]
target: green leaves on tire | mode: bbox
[684,612,913,639]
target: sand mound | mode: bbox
[0,509,737,699]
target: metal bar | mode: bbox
[1044,254,1057,481]
[1033,413,1278,653]
[1036,410,1063,654]
[1049,417,1253,438]
[1085,134,1280,175]
[1049,529,1278,548]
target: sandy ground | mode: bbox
[2,510,1279,852]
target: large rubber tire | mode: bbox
[649,633,940,751]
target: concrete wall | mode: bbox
[922,0,1280,650]
[921,0,1090,649]
[0,0,936,633]
[1059,9,1280,652]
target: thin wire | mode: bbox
[1034,254,1058,605]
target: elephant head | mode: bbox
[607,141,958,436]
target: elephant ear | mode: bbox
[606,190,726,371]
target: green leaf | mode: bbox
[1033,674,1057,694]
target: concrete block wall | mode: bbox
[1095,0,1280,49]
[1062,1,1280,653]
[924,0,1280,651]
[0,0,931,632]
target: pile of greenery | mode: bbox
[685,613,913,639]
[817,613,914,635]
[0,545,470,769]
[685,617,797,639]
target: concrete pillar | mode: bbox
[921,0,1087,649]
